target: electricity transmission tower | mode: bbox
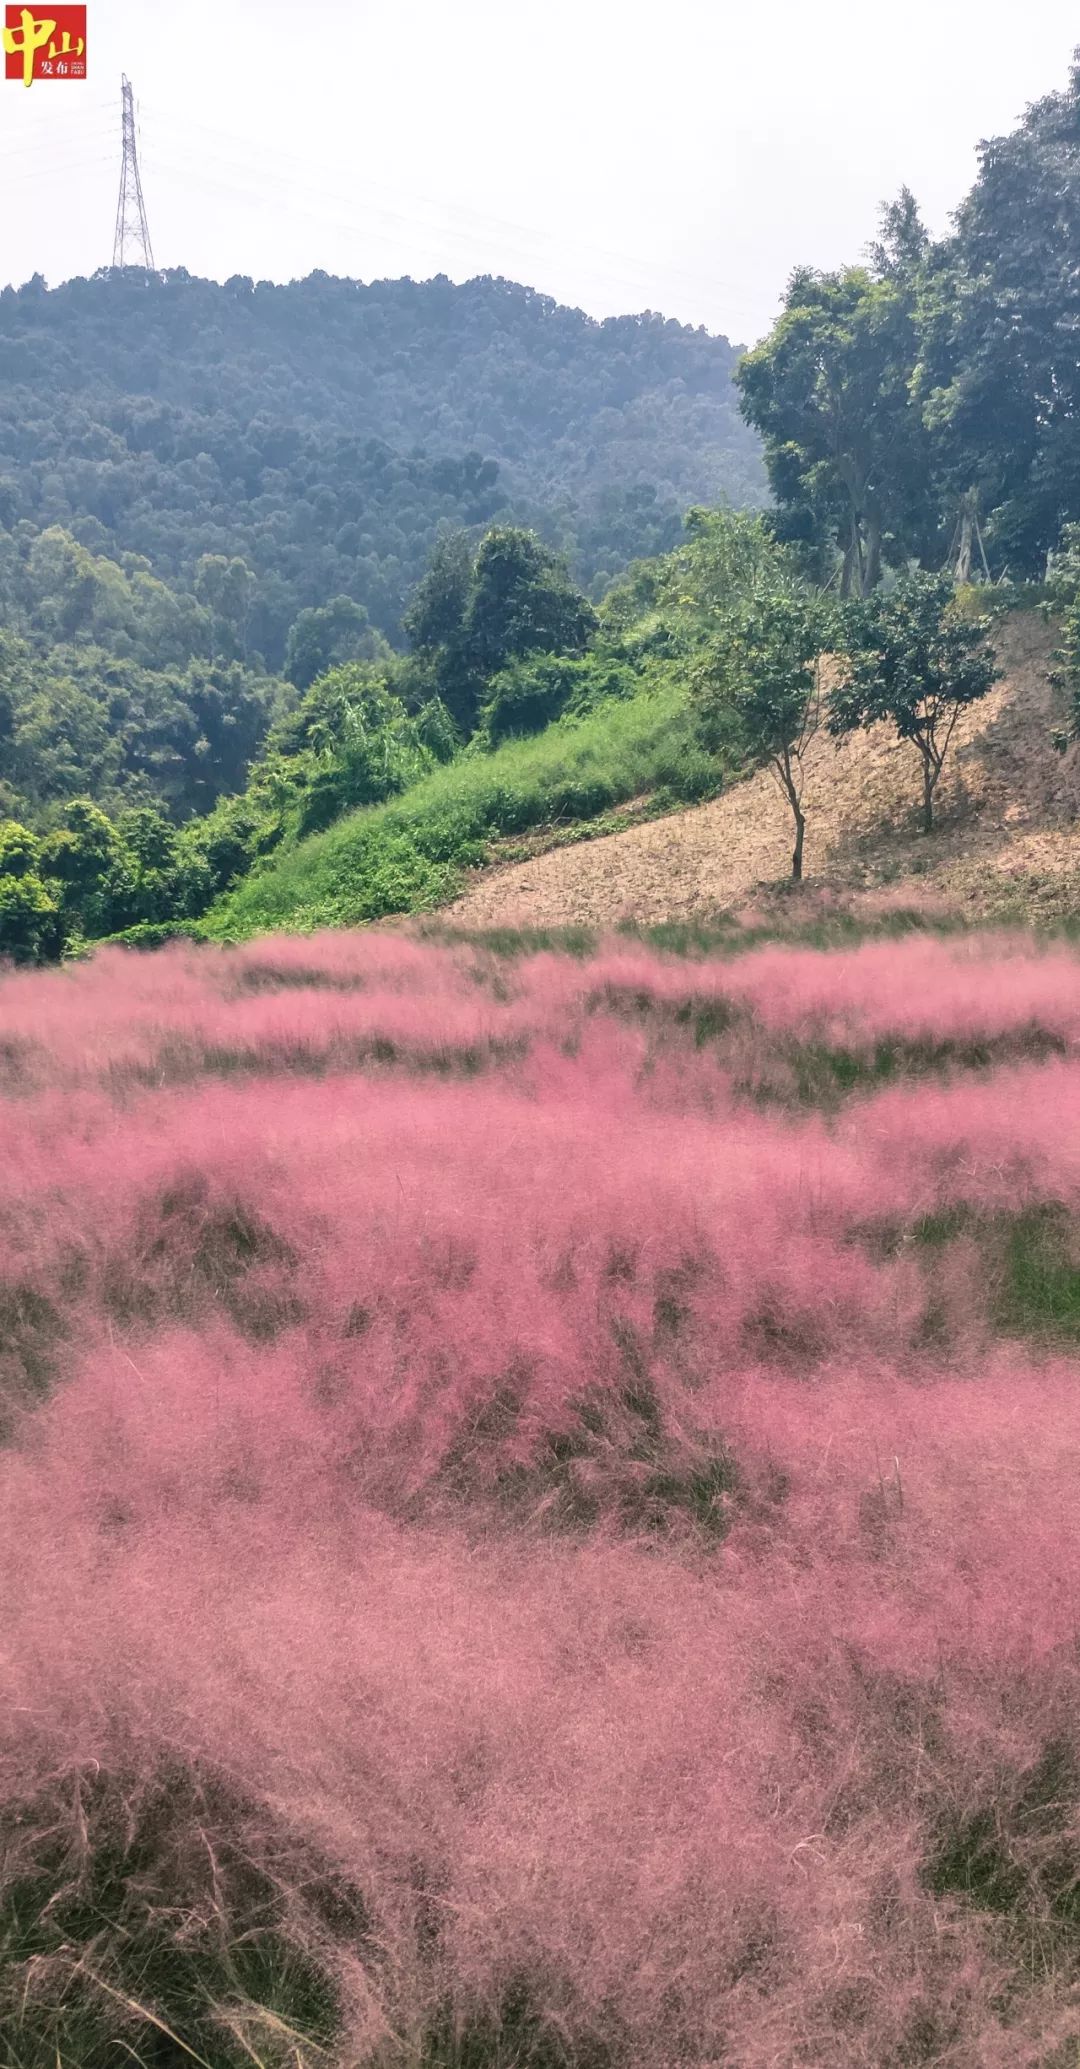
[112,75,156,272]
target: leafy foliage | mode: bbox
[741,53,1080,589]
[0,858,61,963]
[829,573,1001,830]
[0,546,288,826]
[914,57,1080,576]
[479,649,639,748]
[692,573,836,876]
[205,679,726,940]
[1045,523,1080,745]
[737,263,934,593]
[284,595,391,690]
[406,525,598,735]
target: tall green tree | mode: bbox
[402,530,474,654]
[38,799,133,938]
[913,58,1080,576]
[0,820,40,880]
[830,572,1000,832]
[113,805,210,925]
[1045,523,1080,745]
[0,865,62,963]
[404,525,597,735]
[737,263,935,596]
[284,596,387,690]
[867,186,930,283]
[194,556,256,662]
[0,817,62,964]
[464,527,598,679]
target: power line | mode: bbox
[139,155,672,318]
[136,150,729,322]
[112,75,155,271]
[135,99,737,316]
[0,124,116,166]
[1,154,115,189]
[4,82,732,327]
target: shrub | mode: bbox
[480,651,639,748]
[0,867,63,964]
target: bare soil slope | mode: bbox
[447,614,1080,929]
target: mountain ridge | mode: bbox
[0,268,765,656]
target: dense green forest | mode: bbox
[0,268,762,660]
[4,54,1080,961]
[739,57,1080,589]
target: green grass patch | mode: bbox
[421,1976,619,2068]
[995,1203,1080,1341]
[205,686,718,941]
[0,1281,66,1437]
[433,1327,744,1544]
[420,922,601,961]
[0,1757,346,2069]
[619,903,953,960]
[431,906,975,972]
[857,1201,1080,1347]
[755,1030,1068,1108]
[924,1736,1080,1977]
[584,981,1066,1106]
[99,920,209,951]
[107,1032,529,1094]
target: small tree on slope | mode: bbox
[693,585,835,881]
[830,572,1000,833]
[1046,522,1080,749]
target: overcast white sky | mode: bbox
[1,0,1077,344]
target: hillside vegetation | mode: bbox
[201,570,1078,946]
[203,680,701,937]
[197,52,1080,947]
[7,61,1080,958]
[202,509,756,940]
[446,610,1080,933]
[0,268,763,656]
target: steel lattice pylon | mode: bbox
[112,75,155,272]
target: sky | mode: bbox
[1,0,1077,345]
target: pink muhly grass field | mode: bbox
[4,928,1080,2066]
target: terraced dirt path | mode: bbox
[445,615,1080,929]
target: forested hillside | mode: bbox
[0,269,763,658]
[6,56,1080,966]
[189,50,1080,948]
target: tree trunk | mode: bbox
[956,505,973,585]
[791,804,805,881]
[922,756,934,834]
[840,510,863,599]
[863,511,882,594]
[775,750,807,880]
[975,507,992,583]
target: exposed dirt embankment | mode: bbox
[445,614,1080,928]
